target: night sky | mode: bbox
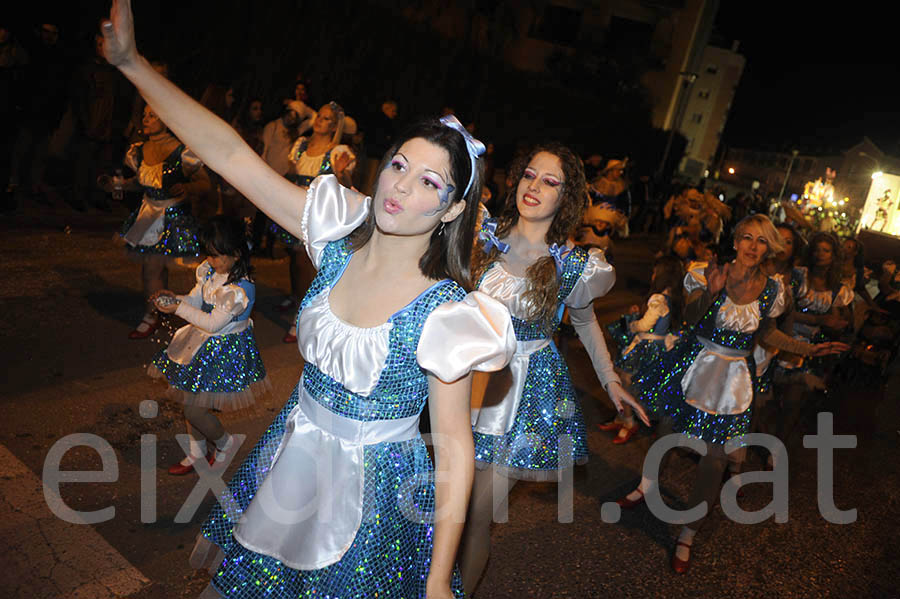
[716,2,900,154]
[15,2,900,157]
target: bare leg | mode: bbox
[458,466,518,595]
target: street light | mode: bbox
[777,149,799,203]
[728,167,735,175]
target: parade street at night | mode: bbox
[1,203,897,599]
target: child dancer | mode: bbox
[603,254,684,443]
[149,216,270,475]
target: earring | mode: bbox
[437,221,446,236]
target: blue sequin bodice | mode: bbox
[133,143,191,202]
[693,277,779,351]
[483,246,589,342]
[299,239,466,421]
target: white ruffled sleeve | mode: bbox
[301,174,371,269]
[175,284,248,334]
[180,147,203,177]
[768,274,789,319]
[417,291,516,383]
[176,262,210,309]
[791,267,808,300]
[834,284,855,308]
[288,137,307,166]
[124,142,142,172]
[684,261,709,293]
[630,293,670,333]
[564,248,616,309]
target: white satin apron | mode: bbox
[233,383,420,570]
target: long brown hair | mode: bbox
[471,143,587,326]
[348,118,483,289]
[803,231,844,292]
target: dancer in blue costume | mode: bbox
[458,143,649,594]
[278,101,356,343]
[108,104,211,339]
[615,215,846,574]
[102,4,516,597]
[149,216,271,476]
[602,254,684,444]
[784,232,853,381]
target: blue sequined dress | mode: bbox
[606,293,677,412]
[645,265,787,444]
[190,175,514,599]
[148,262,269,410]
[270,138,355,247]
[471,226,618,481]
[777,266,853,377]
[120,142,204,256]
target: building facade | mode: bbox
[677,42,745,179]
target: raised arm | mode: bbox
[101,0,306,238]
[426,373,474,599]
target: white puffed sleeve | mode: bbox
[834,284,855,308]
[180,147,204,177]
[331,144,357,175]
[301,174,371,269]
[124,142,142,172]
[417,291,516,383]
[176,262,210,309]
[564,248,616,309]
[684,261,709,293]
[288,137,307,165]
[768,274,789,319]
[791,266,808,300]
[175,284,248,334]
[630,293,670,333]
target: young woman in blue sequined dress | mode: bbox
[101,5,516,597]
[110,105,211,339]
[457,144,649,593]
[149,216,270,476]
[613,215,791,573]
[277,101,356,343]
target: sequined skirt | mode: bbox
[645,335,756,445]
[120,202,200,256]
[472,344,588,481]
[149,327,268,411]
[195,386,465,598]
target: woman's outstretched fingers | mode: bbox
[101,0,137,67]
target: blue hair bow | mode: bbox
[479,219,509,254]
[439,115,485,199]
[548,243,570,276]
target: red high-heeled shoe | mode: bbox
[616,488,645,509]
[128,318,159,340]
[596,420,623,432]
[167,450,215,476]
[612,424,639,444]
[282,331,297,344]
[671,541,692,574]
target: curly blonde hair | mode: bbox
[471,143,587,327]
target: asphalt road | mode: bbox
[1,200,897,599]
